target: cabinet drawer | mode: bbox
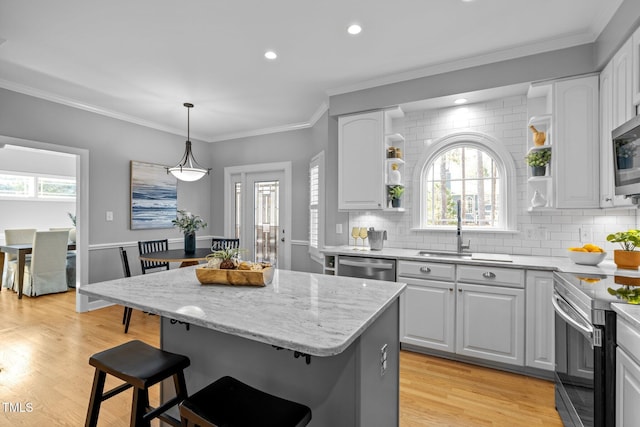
[618,318,640,365]
[398,260,455,281]
[457,265,524,288]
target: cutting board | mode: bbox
[471,253,513,262]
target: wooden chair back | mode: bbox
[137,239,170,274]
[211,238,240,252]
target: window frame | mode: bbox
[0,170,76,201]
[309,151,325,262]
[412,132,517,232]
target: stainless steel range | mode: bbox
[552,271,640,427]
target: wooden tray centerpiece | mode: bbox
[196,248,273,286]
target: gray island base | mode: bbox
[80,266,406,427]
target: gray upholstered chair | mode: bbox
[21,230,70,296]
[3,228,36,290]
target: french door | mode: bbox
[224,163,291,269]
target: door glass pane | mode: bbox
[254,180,279,265]
[234,182,242,239]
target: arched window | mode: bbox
[414,132,516,231]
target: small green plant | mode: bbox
[525,148,551,167]
[211,247,246,269]
[388,185,405,200]
[172,209,207,233]
[616,141,637,158]
[606,229,640,251]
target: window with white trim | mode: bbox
[309,152,324,260]
[415,133,516,231]
[0,171,76,200]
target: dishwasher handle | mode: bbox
[338,259,395,270]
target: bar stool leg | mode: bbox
[85,370,106,427]
[131,388,151,427]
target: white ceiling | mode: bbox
[0,0,624,142]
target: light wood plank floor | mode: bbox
[1,290,562,426]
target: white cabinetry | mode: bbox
[456,266,525,366]
[525,270,554,371]
[631,25,640,107]
[554,75,600,208]
[338,111,384,210]
[616,317,640,427]
[399,261,525,367]
[601,42,634,207]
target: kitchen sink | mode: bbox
[417,250,472,260]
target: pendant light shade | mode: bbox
[167,103,211,182]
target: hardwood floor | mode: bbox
[0,290,562,426]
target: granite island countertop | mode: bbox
[79,266,406,357]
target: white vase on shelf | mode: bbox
[531,190,547,208]
[389,163,402,185]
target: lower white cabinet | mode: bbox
[616,348,640,427]
[525,270,555,371]
[399,260,525,367]
[456,282,525,366]
[400,278,455,352]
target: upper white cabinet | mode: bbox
[338,108,404,210]
[338,111,385,210]
[554,75,600,208]
[613,38,634,128]
[632,25,640,106]
[600,39,634,207]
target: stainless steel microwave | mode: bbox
[613,114,640,196]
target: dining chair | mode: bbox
[138,239,170,274]
[3,228,37,290]
[50,228,75,287]
[119,247,134,333]
[22,230,69,296]
[211,238,240,252]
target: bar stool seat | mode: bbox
[179,376,312,427]
[85,340,190,427]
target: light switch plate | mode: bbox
[106,211,113,221]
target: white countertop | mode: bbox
[79,266,405,357]
[322,245,632,276]
[613,303,640,330]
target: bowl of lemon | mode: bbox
[568,244,607,266]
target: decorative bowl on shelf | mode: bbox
[567,250,607,266]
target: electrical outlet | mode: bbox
[336,224,343,234]
[524,226,534,240]
[580,226,592,243]
[106,211,113,221]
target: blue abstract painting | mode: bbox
[130,161,177,229]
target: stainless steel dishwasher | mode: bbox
[337,255,396,281]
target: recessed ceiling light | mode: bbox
[347,24,362,35]
[264,51,277,60]
[454,98,468,105]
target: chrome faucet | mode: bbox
[457,200,470,253]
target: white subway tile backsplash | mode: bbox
[348,95,638,256]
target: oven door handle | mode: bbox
[552,291,594,343]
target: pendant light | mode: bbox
[167,102,211,182]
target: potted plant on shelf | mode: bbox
[525,148,551,177]
[388,185,405,208]
[606,229,640,269]
[172,210,207,255]
[615,141,636,170]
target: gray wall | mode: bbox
[0,88,211,282]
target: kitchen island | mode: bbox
[79,266,406,427]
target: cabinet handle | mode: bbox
[605,197,612,202]
[482,272,496,279]
[449,288,454,292]
[419,266,431,273]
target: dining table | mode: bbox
[139,247,212,268]
[0,243,76,299]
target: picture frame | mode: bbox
[130,160,177,229]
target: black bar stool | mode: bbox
[85,340,190,427]
[179,376,312,427]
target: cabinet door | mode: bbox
[338,111,384,210]
[456,283,525,366]
[525,270,554,371]
[554,75,600,208]
[613,38,634,128]
[400,277,455,352]
[616,347,640,427]
[633,26,640,106]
